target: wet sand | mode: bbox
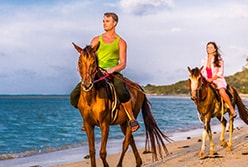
[52,122,248,167]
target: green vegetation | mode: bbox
[143,80,189,95]
[226,68,248,93]
[143,67,248,95]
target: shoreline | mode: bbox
[1,119,247,167]
[53,120,248,167]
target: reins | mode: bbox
[93,73,111,83]
[92,70,146,94]
[111,73,147,94]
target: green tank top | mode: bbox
[97,34,120,69]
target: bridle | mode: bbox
[78,48,100,92]
[190,74,208,103]
[80,70,98,92]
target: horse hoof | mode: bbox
[209,150,215,155]
[199,152,205,158]
[221,141,228,147]
[227,147,232,152]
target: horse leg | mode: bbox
[200,120,214,157]
[199,129,207,158]
[129,134,142,167]
[217,116,228,147]
[99,124,110,167]
[117,123,130,167]
[208,124,215,155]
[199,126,207,158]
[117,123,142,167]
[85,124,97,167]
[227,115,234,152]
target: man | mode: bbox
[70,12,139,132]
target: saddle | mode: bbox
[209,83,233,102]
[96,71,132,123]
[104,79,119,123]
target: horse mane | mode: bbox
[190,67,221,102]
[207,81,221,102]
[94,70,109,90]
[199,71,221,102]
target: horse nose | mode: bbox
[191,96,196,101]
[191,91,197,100]
[81,81,93,91]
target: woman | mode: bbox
[201,41,237,118]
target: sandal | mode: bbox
[130,120,140,132]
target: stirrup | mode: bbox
[231,112,237,118]
[129,120,140,132]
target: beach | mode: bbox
[1,96,248,167]
[1,119,247,167]
[51,121,248,167]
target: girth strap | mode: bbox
[106,82,118,123]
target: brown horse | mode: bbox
[72,42,171,167]
[187,66,248,158]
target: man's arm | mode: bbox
[107,38,127,73]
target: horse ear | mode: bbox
[92,42,100,52]
[199,66,204,72]
[187,66,192,73]
[72,42,83,53]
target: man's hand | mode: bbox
[106,68,115,73]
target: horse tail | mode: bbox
[233,87,248,124]
[141,95,172,160]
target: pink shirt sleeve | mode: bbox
[214,58,224,77]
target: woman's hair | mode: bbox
[104,12,119,24]
[207,41,221,67]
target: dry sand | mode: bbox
[52,125,248,167]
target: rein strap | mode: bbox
[93,73,110,83]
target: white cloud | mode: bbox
[119,0,174,15]
[170,27,182,33]
[0,0,248,94]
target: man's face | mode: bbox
[103,16,116,31]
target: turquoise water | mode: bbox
[0,95,247,160]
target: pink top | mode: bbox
[206,67,212,79]
[201,56,227,89]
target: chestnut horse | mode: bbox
[187,66,248,158]
[72,42,171,167]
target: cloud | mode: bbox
[0,0,248,94]
[170,27,182,33]
[119,0,174,15]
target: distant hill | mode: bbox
[142,68,248,95]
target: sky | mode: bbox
[0,0,248,94]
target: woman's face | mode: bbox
[206,43,216,55]
[103,16,116,31]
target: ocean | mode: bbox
[0,95,247,167]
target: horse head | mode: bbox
[187,66,204,102]
[73,42,100,91]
